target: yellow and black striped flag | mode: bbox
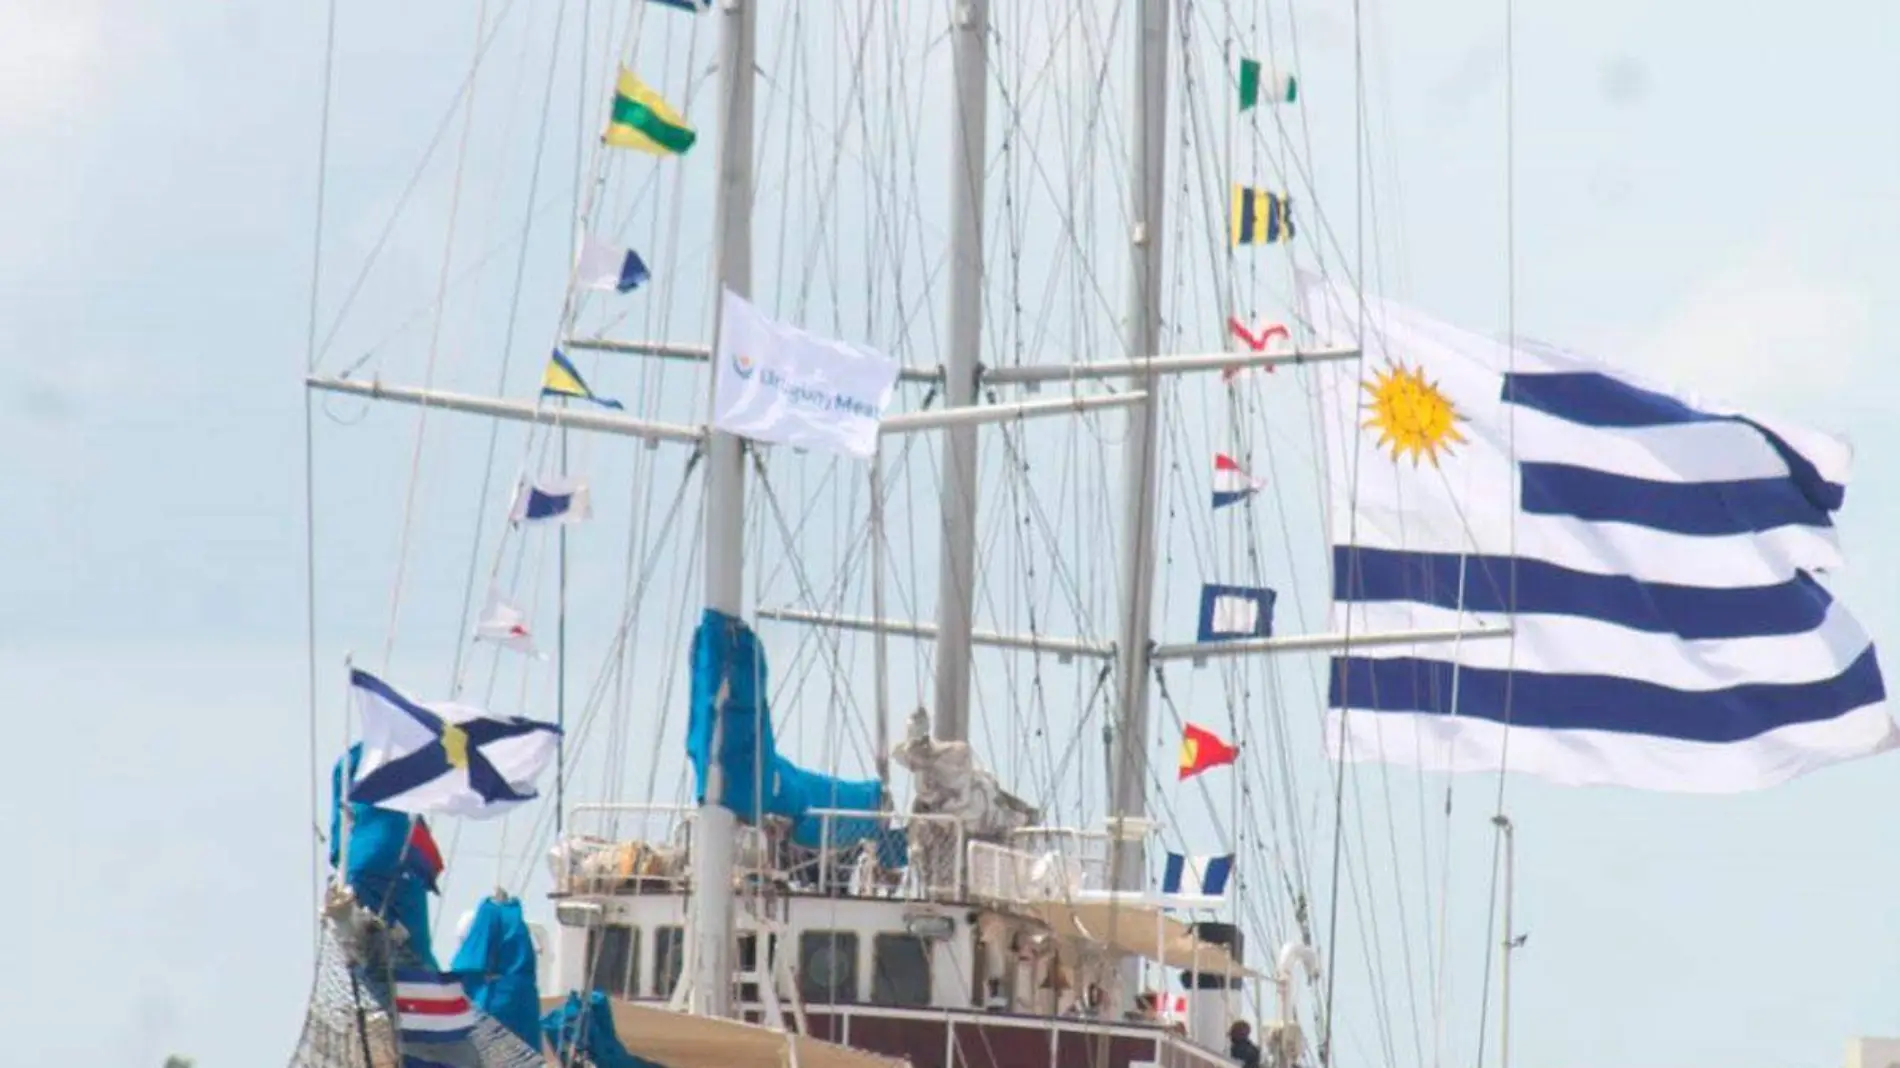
[1230,185,1294,246]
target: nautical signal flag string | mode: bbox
[1179,723,1239,780]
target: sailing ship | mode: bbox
[290,2,1891,1067]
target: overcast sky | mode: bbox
[2,1,1897,1066]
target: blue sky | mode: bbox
[3,1,1897,1066]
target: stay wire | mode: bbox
[302,0,340,955]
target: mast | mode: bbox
[931,0,990,743]
[1109,0,1170,893]
[689,0,755,1020]
[1492,813,1518,1068]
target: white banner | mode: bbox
[713,289,900,459]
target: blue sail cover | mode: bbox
[451,896,542,1050]
[686,609,884,848]
[540,990,655,1068]
[329,744,438,969]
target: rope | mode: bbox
[382,0,497,671]
[302,0,340,957]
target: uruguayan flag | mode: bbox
[1161,852,1234,897]
[349,670,561,819]
[1302,272,1892,792]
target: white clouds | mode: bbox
[1624,240,1873,408]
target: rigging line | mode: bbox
[1478,0,1523,1061]
[382,0,496,671]
[554,0,598,849]
[302,0,340,954]
[1319,0,1375,1056]
[447,0,574,698]
[501,466,699,893]
[311,0,527,370]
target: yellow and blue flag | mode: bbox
[1230,185,1294,246]
[540,348,623,410]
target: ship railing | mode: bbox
[555,802,968,902]
[555,803,758,896]
[1005,826,1118,891]
[964,840,1086,906]
[801,807,967,901]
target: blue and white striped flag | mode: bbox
[1161,852,1234,897]
[1302,273,1892,792]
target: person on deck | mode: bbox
[1228,1021,1263,1068]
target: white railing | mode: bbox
[965,840,1085,905]
[1005,826,1118,892]
[554,802,969,902]
[802,807,967,900]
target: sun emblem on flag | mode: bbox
[1361,361,1467,466]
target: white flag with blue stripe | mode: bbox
[1161,852,1234,897]
[1303,272,1892,792]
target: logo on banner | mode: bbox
[732,351,756,379]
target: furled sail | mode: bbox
[686,608,885,848]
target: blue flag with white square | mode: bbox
[1303,271,1892,792]
[1197,583,1276,642]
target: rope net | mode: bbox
[287,889,545,1068]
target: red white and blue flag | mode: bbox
[393,967,475,1044]
[1211,453,1264,510]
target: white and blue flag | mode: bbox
[1198,583,1276,642]
[712,288,900,460]
[508,475,590,526]
[1303,273,1892,792]
[574,234,650,294]
[349,670,561,819]
[1161,852,1234,897]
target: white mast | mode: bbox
[931,0,990,743]
[689,0,756,1021]
[1109,0,1171,895]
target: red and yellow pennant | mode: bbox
[1179,723,1239,780]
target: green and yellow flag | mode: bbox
[604,68,696,155]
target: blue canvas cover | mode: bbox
[328,745,438,969]
[451,896,542,1050]
[685,609,886,848]
[540,990,658,1068]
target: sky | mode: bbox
[2,1,1898,1066]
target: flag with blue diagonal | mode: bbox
[349,670,562,819]
[1302,271,1892,792]
[540,348,623,409]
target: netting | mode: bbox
[287,888,546,1068]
